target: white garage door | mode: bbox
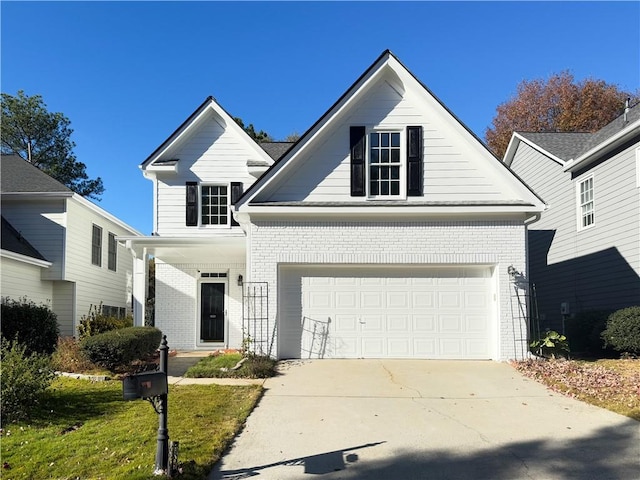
[279,266,494,359]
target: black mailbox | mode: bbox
[123,371,168,400]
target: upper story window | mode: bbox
[186,182,243,227]
[201,185,229,225]
[107,232,117,271]
[91,224,102,266]
[369,132,402,197]
[578,176,594,229]
[350,126,423,198]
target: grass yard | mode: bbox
[1,376,262,479]
[184,353,277,379]
[513,358,640,420]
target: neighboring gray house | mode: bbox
[127,50,545,361]
[504,102,640,331]
[0,155,142,335]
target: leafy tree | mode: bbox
[284,132,301,142]
[1,90,104,199]
[485,71,640,159]
[233,117,273,142]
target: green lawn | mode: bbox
[1,376,262,479]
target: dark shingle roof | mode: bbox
[518,132,592,161]
[1,216,48,261]
[517,102,640,161]
[259,142,294,161]
[578,102,640,155]
[1,154,72,193]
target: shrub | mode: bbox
[530,330,569,358]
[1,338,55,423]
[51,336,100,373]
[78,303,133,339]
[0,297,59,355]
[80,326,162,371]
[565,310,612,356]
[601,306,640,356]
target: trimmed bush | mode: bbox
[565,310,612,356]
[0,297,59,355]
[601,306,640,356]
[80,326,162,371]
[78,303,133,339]
[1,338,55,423]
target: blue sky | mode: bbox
[2,1,639,235]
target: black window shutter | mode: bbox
[230,182,243,226]
[186,182,198,226]
[407,126,423,196]
[350,126,366,196]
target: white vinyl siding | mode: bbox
[0,256,53,306]
[154,114,259,236]
[578,176,594,230]
[255,72,526,204]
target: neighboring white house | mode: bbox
[504,101,640,332]
[0,154,142,336]
[127,51,545,361]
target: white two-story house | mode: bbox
[1,154,142,335]
[127,51,545,361]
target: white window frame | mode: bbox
[367,128,406,199]
[577,175,595,230]
[200,184,230,227]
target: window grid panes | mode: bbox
[201,185,228,225]
[108,232,117,271]
[91,225,102,266]
[579,177,594,228]
[369,132,401,196]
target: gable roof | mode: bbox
[1,216,49,262]
[140,96,274,172]
[236,50,545,214]
[1,154,73,194]
[504,102,640,170]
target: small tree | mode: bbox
[0,297,59,355]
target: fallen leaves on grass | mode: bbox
[512,358,640,420]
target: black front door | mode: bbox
[201,283,225,342]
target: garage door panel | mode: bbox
[439,291,461,308]
[413,291,435,308]
[414,314,437,332]
[439,314,462,333]
[361,291,383,308]
[288,266,493,359]
[388,314,410,332]
[388,291,410,308]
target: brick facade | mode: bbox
[249,219,529,361]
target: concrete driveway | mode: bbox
[209,360,639,480]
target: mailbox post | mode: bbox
[122,335,170,476]
[154,335,169,475]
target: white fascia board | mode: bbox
[120,233,246,248]
[241,204,545,216]
[1,249,52,268]
[563,119,640,172]
[70,194,143,236]
[144,164,178,174]
[2,192,73,200]
[237,55,393,209]
[504,133,566,167]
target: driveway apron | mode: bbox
[209,360,639,480]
